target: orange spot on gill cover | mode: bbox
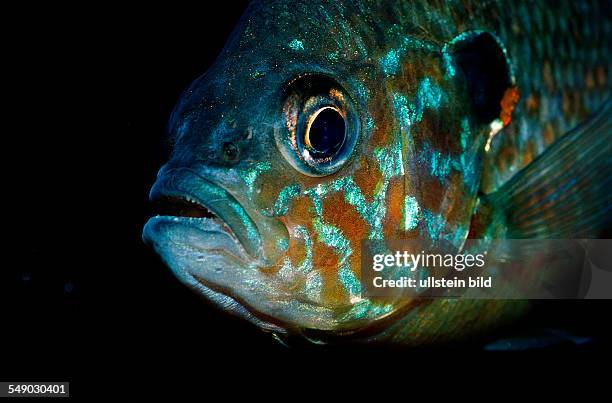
[500,86,520,126]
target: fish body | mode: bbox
[143,0,611,345]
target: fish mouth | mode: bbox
[151,195,241,242]
[153,195,218,220]
[144,168,264,261]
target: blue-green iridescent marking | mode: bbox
[392,93,414,147]
[250,68,265,80]
[313,217,352,265]
[279,225,313,273]
[304,271,322,300]
[410,78,445,121]
[338,264,361,296]
[416,116,480,188]
[459,117,470,150]
[276,237,288,252]
[294,225,313,272]
[441,48,456,78]
[342,176,389,240]
[342,300,394,321]
[428,146,453,179]
[380,49,401,76]
[199,181,260,243]
[422,209,446,242]
[380,36,438,76]
[239,161,271,198]
[393,78,445,158]
[271,184,301,216]
[441,30,516,83]
[354,80,370,102]
[457,117,479,192]
[303,183,326,216]
[312,217,360,295]
[277,225,315,293]
[374,141,404,179]
[233,204,259,242]
[403,195,420,231]
[288,39,304,51]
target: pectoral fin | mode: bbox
[485,99,611,238]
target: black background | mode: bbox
[3,1,610,396]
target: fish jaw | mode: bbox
[142,167,343,333]
[142,213,341,333]
[142,215,286,334]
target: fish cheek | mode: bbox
[383,177,412,239]
[276,195,345,306]
[318,193,366,306]
[368,100,395,149]
[352,156,382,200]
[250,170,294,212]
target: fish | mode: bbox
[142,0,611,346]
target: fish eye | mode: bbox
[304,106,346,159]
[278,74,360,176]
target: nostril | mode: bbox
[222,141,240,162]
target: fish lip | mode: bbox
[147,167,264,261]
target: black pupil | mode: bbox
[308,108,346,157]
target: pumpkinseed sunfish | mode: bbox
[143,0,611,346]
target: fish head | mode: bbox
[143,1,519,341]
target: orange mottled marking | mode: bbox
[383,177,405,239]
[419,176,445,213]
[585,69,595,90]
[543,122,555,145]
[320,193,367,305]
[500,86,520,126]
[368,93,394,149]
[596,65,607,87]
[313,238,345,306]
[522,140,536,165]
[525,93,539,114]
[353,156,381,200]
[281,194,313,228]
[442,174,474,226]
[321,193,368,241]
